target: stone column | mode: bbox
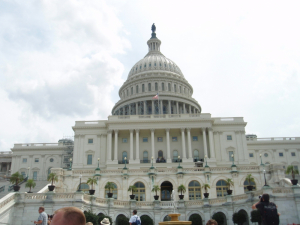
[135,103,138,115]
[208,128,216,158]
[176,101,179,114]
[151,129,155,158]
[219,132,224,161]
[187,128,192,159]
[107,130,112,161]
[152,100,154,115]
[202,128,208,157]
[160,100,163,114]
[166,129,171,163]
[114,130,118,161]
[144,101,146,115]
[183,103,186,114]
[189,105,191,114]
[168,100,171,114]
[135,129,140,163]
[130,129,134,160]
[129,104,131,115]
[181,128,187,160]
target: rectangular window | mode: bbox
[291,152,296,156]
[157,137,163,142]
[227,135,232,140]
[294,166,299,170]
[162,83,165,91]
[192,136,198,141]
[279,153,284,157]
[249,153,254,157]
[34,158,39,162]
[23,158,27,163]
[88,139,93,144]
[33,171,38,180]
[148,83,151,91]
[87,155,92,165]
[143,137,148,142]
[172,137,178,142]
[131,87,133,95]
[142,84,145,92]
[229,151,234,161]
[168,83,171,91]
[122,138,128,143]
[21,172,26,178]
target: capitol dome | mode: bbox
[112,24,201,116]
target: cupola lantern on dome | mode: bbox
[111,24,202,116]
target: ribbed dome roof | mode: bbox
[128,53,183,78]
[128,25,184,79]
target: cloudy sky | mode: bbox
[0,0,300,151]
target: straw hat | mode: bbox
[100,218,110,225]
[86,223,93,225]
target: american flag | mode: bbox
[152,93,159,99]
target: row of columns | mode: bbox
[115,100,200,115]
[106,128,216,163]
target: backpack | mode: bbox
[262,202,279,225]
[132,215,141,225]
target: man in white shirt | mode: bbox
[34,206,47,225]
[129,210,141,225]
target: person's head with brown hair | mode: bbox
[51,207,85,225]
[206,219,218,225]
[38,206,45,214]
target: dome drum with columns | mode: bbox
[112,26,201,116]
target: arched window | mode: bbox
[143,151,148,163]
[173,150,178,162]
[155,83,158,91]
[216,180,228,197]
[142,84,145,92]
[136,85,139,94]
[188,181,201,200]
[193,150,199,162]
[105,182,118,199]
[157,150,165,163]
[122,151,127,163]
[148,83,151,91]
[134,182,145,201]
[78,183,89,194]
[244,180,256,192]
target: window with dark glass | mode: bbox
[249,153,254,157]
[87,155,92,165]
[192,136,198,141]
[216,180,228,197]
[292,152,296,156]
[88,139,93,144]
[35,158,39,163]
[189,181,201,200]
[134,182,145,201]
[172,137,177,142]
[143,137,148,142]
[227,135,232,140]
[279,153,284,157]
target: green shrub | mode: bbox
[141,215,154,225]
[189,214,203,225]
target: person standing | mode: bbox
[129,210,141,225]
[34,206,48,225]
[252,193,279,225]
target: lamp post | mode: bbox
[97,158,100,168]
[263,169,268,186]
[150,156,154,169]
[231,154,236,167]
[77,175,82,192]
[204,155,208,167]
[68,158,72,171]
[260,154,264,166]
[124,157,127,169]
[178,156,182,168]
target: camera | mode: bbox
[259,195,262,199]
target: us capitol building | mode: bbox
[1,25,300,225]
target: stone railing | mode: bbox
[114,199,130,207]
[272,187,294,194]
[209,197,227,205]
[247,137,300,142]
[0,193,15,211]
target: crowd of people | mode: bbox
[33,193,279,225]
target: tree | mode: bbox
[25,179,36,192]
[250,210,261,225]
[232,212,247,225]
[105,182,115,193]
[87,177,98,190]
[128,185,137,195]
[246,174,254,184]
[285,165,299,180]
[10,172,24,186]
[47,173,58,186]
[116,214,129,225]
[212,213,225,225]
[141,215,154,225]
[177,184,186,195]
[225,178,234,190]
[84,210,99,225]
[189,214,203,225]
[151,185,160,196]
[202,184,210,193]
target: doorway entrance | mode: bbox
[161,181,173,201]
